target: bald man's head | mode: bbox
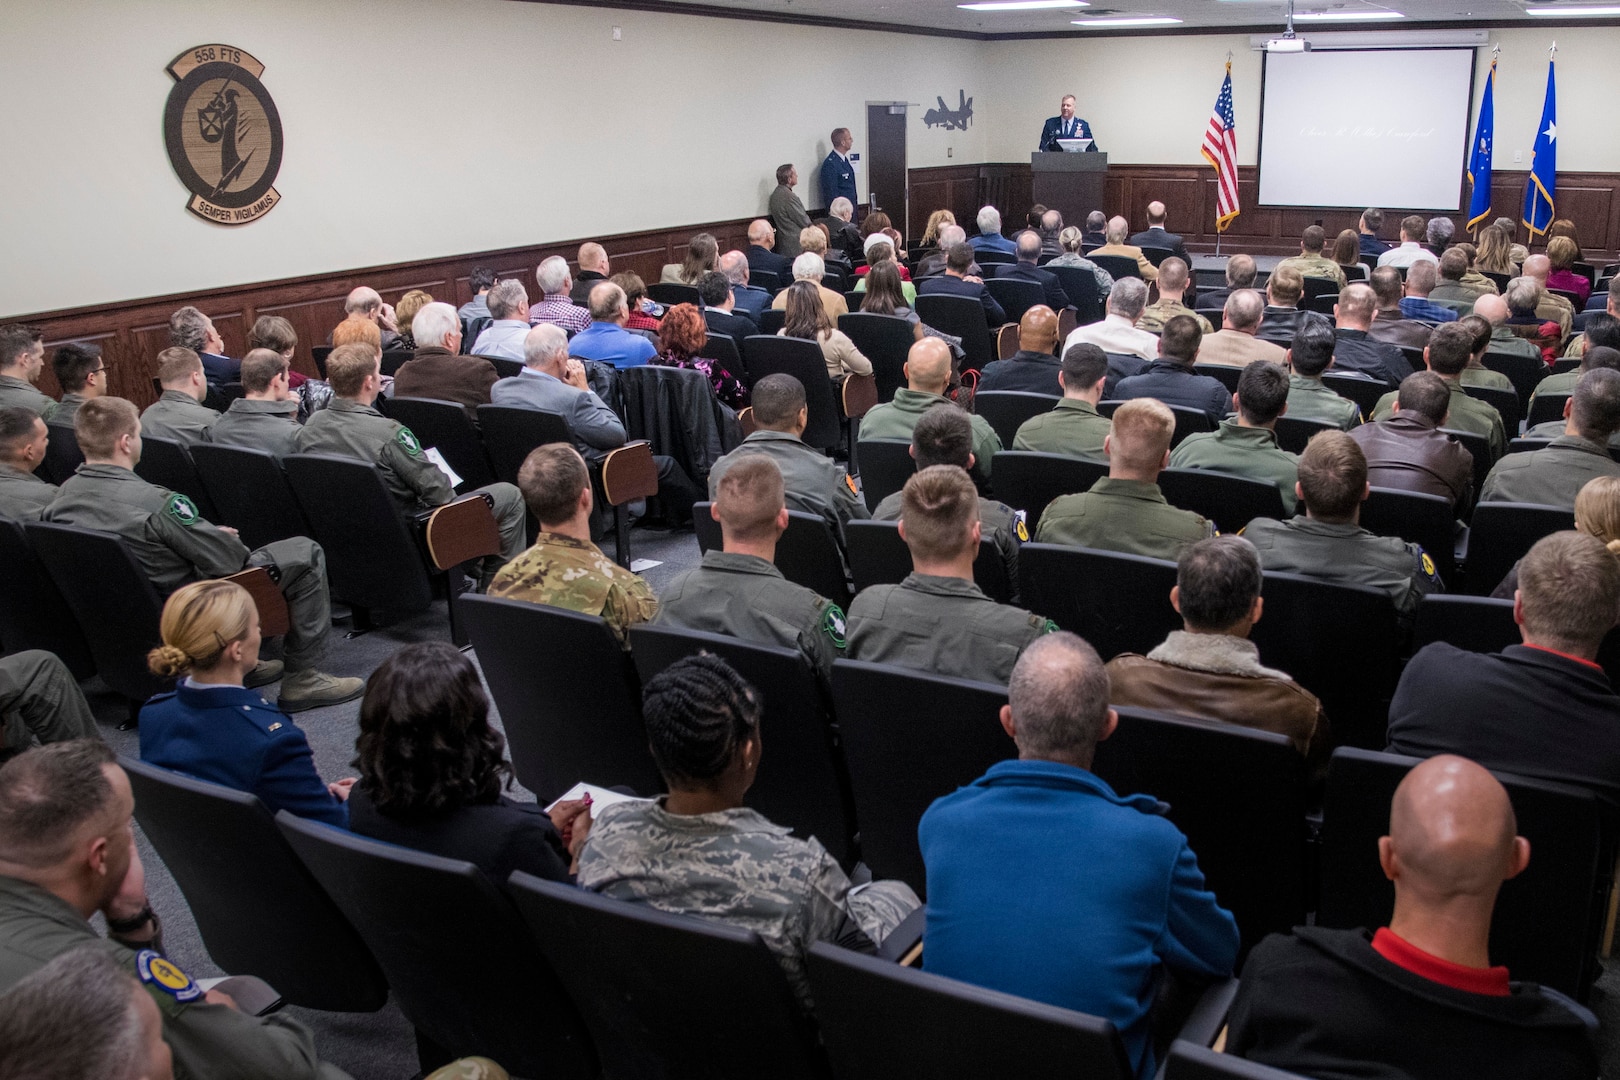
[905,338,953,395]
[1472,292,1509,327]
[1146,201,1167,226]
[1382,755,1528,910]
[1018,305,1059,355]
[1523,254,1551,283]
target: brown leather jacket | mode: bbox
[1348,413,1474,507]
[1105,631,1328,764]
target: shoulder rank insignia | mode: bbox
[396,426,423,457]
[164,493,200,526]
[822,604,848,649]
[136,949,203,1002]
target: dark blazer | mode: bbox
[977,351,1062,396]
[747,244,793,280]
[1254,306,1307,345]
[1038,115,1097,151]
[821,216,864,263]
[392,347,499,418]
[139,682,346,828]
[200,352,241,383]
[1127,227,1188,263]
[731,285,770,321]
[1388,642,1620,815]
[1332,329,1413,386]
[819,151,858,209]
[347,786,572,886]
[1082,230,1107,248]
[1228,926,1596,1080]
[703,308,759,352]
[569,270,608,306]
[917,274,1006,327]
[1114,361,1232,425]
[1000,262,1071,311]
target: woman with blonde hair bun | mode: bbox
[140,579,352,826]
[1491,475,1620,598]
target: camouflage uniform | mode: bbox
[1284,375,1360,430]
[1371,381,1505,461]
[859,390,1001,486]
[1012,398,1111,458]
[0,464,56,521]
[0,651,99,759]
[846,573,1053,685]
[295,397,526,568]
[1169,421,1300,515]
[1136,299,1213,337]
[577,799,920,1009]
[1035,478,1213,562]
[41,464,335,673]
[1243,515,1442,624]
[654,550,845,677]
[0,376,57,421]
[488,531,657,645]
[140,391,220,446]
[47,393,88,430]
[871,490,1025,597]
[1275,255,1346,291]
[708,430,868,536]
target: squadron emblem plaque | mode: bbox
[163,44,283,225]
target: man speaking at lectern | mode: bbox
[1039,95,1098,152]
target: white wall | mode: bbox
[0,0,985,318]
[980,27,1620,172]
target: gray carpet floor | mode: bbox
[83,521,1620,1079]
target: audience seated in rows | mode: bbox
[916,243,1003,327]
[1454,314,1513,391]
[1521,255,1576,339]
[141,579,349,825]
[1399,261,1459,325]
[1244,430,1441,626]
[1138,257,1211,336]
[569,283,658,369]
[469,279,533,362]
[698,270,759,352]
[0,945,175,1080]
[861,338,1000,484]
[0,408,56,520]
[528,256,591,336]
[297,344,527,587]
[709,373,866,535]
[744,222,791,280]
[487,443,657,645]
[1170,360,1300,513]
[857,262,928,343]
[663,232,720,286]
[1000,231,1070,312]
[967,205,1015,255]
[1276,225,1347,292]
[911,223,966,281]
[1012,343,1110,457]
[1470,292,1542,364]
[1229,755,1597,1079]
[1371,322,1503,459]
[614,272,663,334]
[771,252,851,319]
[1367,266,1434,351]
[0,326,54,420]
[1481,367,1620,508]
[1106,535,1326,760]
[392,302,498,418]
[1490,477,1620,602]
[491,325,624,457]
[348,641,583,885]
[1089,215,1157,282]
[1063,276,1157,363]
[1081,209,1108,248]
[211,348,301,459]
[847,465,1052,685]
[1332,283,1414,387]
[871,407,1022,586]
[1431,248,1492,308]
[1254,265,1306,346]
[1045,226,1114,298]
[1126,201,1188,264]
[1114,315,1230,425]
[653,304,748,410]
[1376,215,1439,270]
[720,250,769,321]
[1528,335,1620,433]
[50,398,363,710]
[171,305,242,384]
[1035,397,1212,559]
[578,654,920,1008]
[1199,253,1256,313]
[1284,315,1361,430]
[921,631,1238,1080]
[48,343,105,431]
[1351,371,1475,508]
[1196,288,1286,369]
[977,304,1061,395]
[0,740,350,1078]
[656,455,845,680]
[799,223,849,274]
[778,279,872,385]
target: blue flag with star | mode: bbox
[1466,57,1495,230]
[1523,55,1557,237]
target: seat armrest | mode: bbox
[423,494,502,570]
[1173,977,1240,1048]
[877,903,927,966]
[842,374,878,420]
[222,567,290,638]
[995,323,1019,361]
[601,441,659,506]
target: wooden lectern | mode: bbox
[1031,152,1108,229]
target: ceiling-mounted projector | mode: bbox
[1265,37,1311,51]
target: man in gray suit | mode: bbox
[768,164,811,260]
[490,325,626,460]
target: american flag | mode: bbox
[1200,62,1240,232]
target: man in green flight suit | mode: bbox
[858,337,1001,486]
[1170,361,1301,515]
[847,464,1054,685]
[1012,343,1112,458]
[41,398,361,711]
[656,455,845,679]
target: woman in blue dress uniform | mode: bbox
[140,579,350,827]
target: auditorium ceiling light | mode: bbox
[1070,15,1184,24]
[957,0,1086,9]
[1293,9,1407,17]
[1525,4,1620,12]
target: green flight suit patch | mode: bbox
[822,604,848,649]
[165,493,200,526]
[396,426,423,457]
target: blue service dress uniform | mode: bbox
[139,680,347,827]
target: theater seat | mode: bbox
[190,443,311,550]
[1019,544,1179,661]
[991,451,1107,534]
[854,438,913,512]
[695,503,852,608]
[972,390,1058,448]
[0,519,94,680]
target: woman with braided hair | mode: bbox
[576,654,919,1008]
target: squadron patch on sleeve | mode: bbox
[136,950,203,1002]
[165,493,200,526]
[822,604,848,649]
[396,426,424,457]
